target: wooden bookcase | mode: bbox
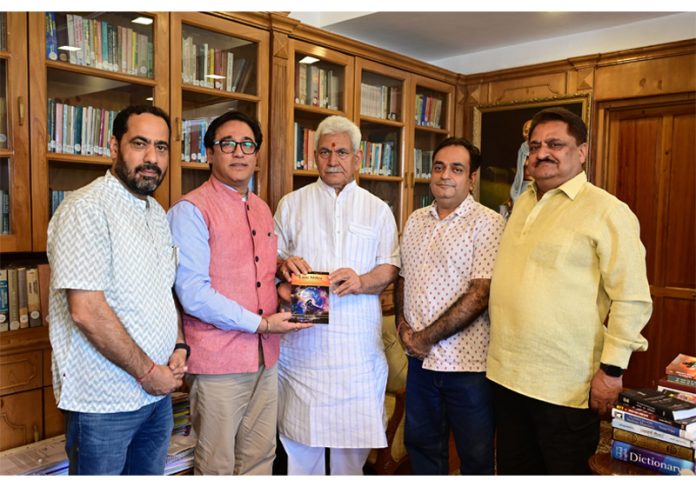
[286,39,354,192]
[168,12,269,203]
[28,11,170,252]
[354,58,410,229]
[407,74,455,218]
[0,12,31,252]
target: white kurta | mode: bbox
[274,179,400,448]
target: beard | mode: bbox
[113,153,164,197]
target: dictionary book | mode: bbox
[291,272,330,324]
[611,440,695,475]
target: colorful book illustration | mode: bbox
[291,272,330,324]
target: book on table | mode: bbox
[290,272,330,324]
[619,388,696,421]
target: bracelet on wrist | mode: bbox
[137,362,156,384]
[264,318,271,334]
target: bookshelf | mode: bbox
[408,75,455,217]
[287,39,354,192]
[29,11,169,252]
[0,12,31,252]
[354,58,409,229]
[169,13,269,202]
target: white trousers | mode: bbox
[280,434,370,475]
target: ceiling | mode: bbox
[288,11,687,69]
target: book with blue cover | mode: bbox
[291,272,330,324]
[612,440,695,475]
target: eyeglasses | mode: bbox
[213,139,258,155]
[317,148,353,161]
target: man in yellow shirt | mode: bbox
[487,107,652,474]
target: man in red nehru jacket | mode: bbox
[167,111,311,475]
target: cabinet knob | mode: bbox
[18,96,25,126]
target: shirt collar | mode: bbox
[316,177,357,200]
[210,175,249,201]
[105,169,150,210]
[532,171,587,201]
[429,194,475,221]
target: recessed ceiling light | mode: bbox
[299,56,320,64]
[132,17,153,25]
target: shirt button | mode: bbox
[255,256,259,262]
[258,309,263,315]
[252,230,257,236]
[256,281,261,288]
[267,232,271,237]
[247,204,250,210]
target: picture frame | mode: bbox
[472,94,590,212]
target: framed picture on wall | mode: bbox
[472,94,590,212]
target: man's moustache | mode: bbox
[136,163,162,176]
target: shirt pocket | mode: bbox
[346,223,379,274]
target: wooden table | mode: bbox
[589,452,659,475]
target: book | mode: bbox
[612,407,695,440]
[26,268,42,328]
[668,375,696,389]
[7,267,19,331]
[0,268,8,332]
[1,189,9,234]
[17,267,29,328]
[611,418,694,448]
[616,403,696,433]
[291,272,330,324]
[667,353,696,380]
[613,428,695,461]
[620,388,696,421]
[611,440,695,475]
[37,264,51,327]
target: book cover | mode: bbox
[611,418,694,448]
[611,440,695,475]
[26,268,42,328]
[1,189,9,234]
[613,428,695,461]
[667,354,696,381]
[0,268,8,332]
[659,380,696,404]
[291,272,330,324]
[612,407,695,441]
[620,388,696,421]
[668,375,696,389]
[615,403,696,432]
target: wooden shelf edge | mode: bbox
[0,327,50,354]
[46,60,157,86]
[358,174,403,183]
[180,162,210,171]
[293,170,319,177]
[48,153,112,167]
[359,115,404,128]
[414,125,449,134]
[294,104,346,117]
[182,83,260,103]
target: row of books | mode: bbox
[611,353,696,475]
[294,123,317,171]
[415,94,444,129]
[0,189,9,235]
[359,140,397,177]
[181,37,250,92]
[416,194,434,209]
[360,83,400,121]
[295,63,341,111]
[0,265,50,332]
[414,148,434,179]
[50,190,73,216]
[182,118,212,163]
[47,99,118,157]
[0,96,7,149]
[45,13,154,78]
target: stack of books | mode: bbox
[658,353,696,404]
[610,354,696,475]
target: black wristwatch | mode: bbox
[600,362,623,377]
[174,342,191,360]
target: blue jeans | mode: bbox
[404,357,494,474]
[63,396,173,475]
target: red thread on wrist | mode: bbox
[137,362,156,384]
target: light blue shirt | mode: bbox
[167,188,262,334]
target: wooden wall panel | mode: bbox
[594,53,696,101]
[486,72,568,105]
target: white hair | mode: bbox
[315,115,362,152]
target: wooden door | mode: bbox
[600,96,696,388]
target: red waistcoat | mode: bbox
[180,177,280,373]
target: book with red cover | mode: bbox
[666,354,696,380]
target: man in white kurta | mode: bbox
[274,115,400,475]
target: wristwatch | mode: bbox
[600,362,623,377]
[174,342,191,360]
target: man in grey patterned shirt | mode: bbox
[47,105,186,475]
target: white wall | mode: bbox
[435,12,696,75]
